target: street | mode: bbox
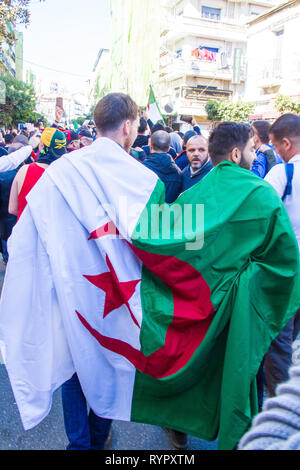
[0,259,217,451]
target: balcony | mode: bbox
[160,56,233,82]
[160,15,246,43]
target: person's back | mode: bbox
[15,163,47,220]
[143,130,182,203]
[265,114,300,250]
[260,114,300,399]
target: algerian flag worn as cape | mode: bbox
[0,137,299,450]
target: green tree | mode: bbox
[206,99,254,122]
[0,1,45,48]
[275,94,300,115]
[205,100,221,122]
[0,72,39,127]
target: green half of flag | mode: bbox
[129,162,300,450]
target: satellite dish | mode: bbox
[164,103,174,114]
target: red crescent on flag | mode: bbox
[76,222,214,379]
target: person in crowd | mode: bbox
[132,118,150,149]
[0,146,8,157]
[143,130,182,203]
[8,128,66,220]
[3,133,14,153]
[142,122,179,160]
[174,130,197,170]
[60,93,141,450]
[65,129,81,152]
[165,126,173,134]
[174,118,202,170]
[79,127,93,147]
[37,118,45,133]
[141,122,165,156]
[170,132,183,156]
[251,120,282,178]
[262,113,300,398]
[0,143,34,262]
[181,135,213,192]
[0,142,33,173]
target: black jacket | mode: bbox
[143,153,182,203]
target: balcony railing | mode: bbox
[160,56,232,80]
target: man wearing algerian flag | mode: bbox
[147,84,165,125]
[0,93,299,451]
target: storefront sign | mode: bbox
[182,86,232,101]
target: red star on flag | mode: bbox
[84,255,141,328]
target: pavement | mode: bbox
[0,258,218,451]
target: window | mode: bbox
[202,6,221,21]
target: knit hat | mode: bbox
[65,129,80,144]
[41,127,66,158]
[183,130,196,145]
[79,127,92,138]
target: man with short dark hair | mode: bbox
[208,121,255,169]
[251,120,281,178]
[132,118,149,149]
[143,130,182,203]
[182,135,212,191]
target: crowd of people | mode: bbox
[0,92,300,451]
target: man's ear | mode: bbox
[282,137,292,151]
[229,147,241,165]
[123,120,130,136]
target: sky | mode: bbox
[19,0,111,93]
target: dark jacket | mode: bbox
[143,153,182,203]
[182,159,213,192]
[0,166,19,240]
[132,134,149,149]
[142,145,177,160]
[174,150,188,170]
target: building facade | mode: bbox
[158,0,274,129]
[245,0,300,120]
[0,26,23,81]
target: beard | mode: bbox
[240,152,252,170]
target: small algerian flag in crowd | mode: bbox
[147,85,164,124]
[0,138,299,450]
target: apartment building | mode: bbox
[158,0,273,128]
[0,27,23,81]
[245,0,300,120]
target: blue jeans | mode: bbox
[61,373,112,450]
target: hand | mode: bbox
[55,106,64,123]
[259,144,269,152]
[191,116,197,126]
